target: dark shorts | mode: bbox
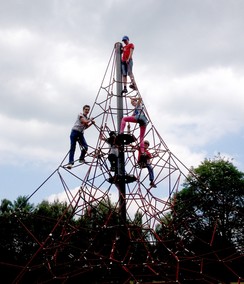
[135,114,148,126]
[121,59,133,76]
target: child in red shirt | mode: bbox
[136,140,157,188]
[121,35,137,93]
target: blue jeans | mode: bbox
[146,164,154,182]
[69,130,88,164]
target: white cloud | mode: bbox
[1,0,244,203]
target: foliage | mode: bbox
[0,197,75,283]
[0,156,243,283]
[156,154,244,281]
[181,154,244,248]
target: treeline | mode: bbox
[0,155,243,283]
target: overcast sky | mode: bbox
[1,0,244,204]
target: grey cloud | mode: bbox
[1,0,244,202]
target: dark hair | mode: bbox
[109,131,116,137]
[107,131,117,145]
[83,105,90,110]
[144,140,150,145]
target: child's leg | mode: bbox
[121,62,128,90]
[79,133,88,160]
[128,61,137,89]
[146,164,154,181]
[122,75,127,88]
[69,131,77,164]
[120,116,137,133]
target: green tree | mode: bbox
[0,198,13,215]
[156,155,244,282]
[0,197,75,283]
[13,195,34,213]
[180,155,244,249]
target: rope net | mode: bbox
[6,45,243,284]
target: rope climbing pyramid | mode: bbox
[9,43,243,284]
[60,42,190,233]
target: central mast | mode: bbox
[115,42,126,223]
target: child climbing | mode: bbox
[137,140,157,188]
[120,96,148,154]
[100,130,119,174]
[66,105,95,169]
[121,35,137,93]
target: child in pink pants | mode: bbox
[120,97,148,154]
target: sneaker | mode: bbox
[121,87,128,94]
[79,158,85,163]
[129,84,137,90]
[150,181,157,188]
[66,163,73,169]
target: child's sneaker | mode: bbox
[129,84,137,90]
[150,181,157,188]
[122,87,128,94]
[66,163,73,169]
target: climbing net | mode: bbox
[7,45,243,283]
